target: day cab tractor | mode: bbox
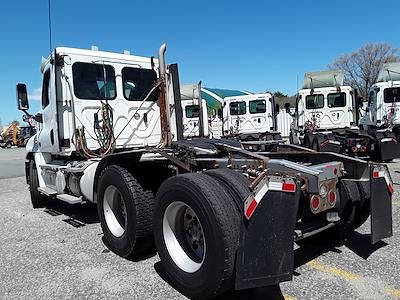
[360,62,400,150]
[288,70,400,161]
[221,93,283,151]
[17,44,393,299]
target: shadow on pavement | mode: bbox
[154,229,389,299]
[344,231,388,259]
[154,261,286,300]
[293,230,388,270]
[43,201,99,226]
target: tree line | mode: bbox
[273,43,399,102]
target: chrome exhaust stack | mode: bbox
[157,43,172,148]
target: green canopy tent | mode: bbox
[201,88,252,114]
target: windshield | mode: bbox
[249,100,266,114]
[384,87,400,103]
[327,92,346,108]
[185,105,200,118]
[306,94,324,109]
[122,67,158,101]
[229,101,246,115]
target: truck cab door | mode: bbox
[36,64,60,153]
[182,100,200,138]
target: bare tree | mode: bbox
[329,43,399,101]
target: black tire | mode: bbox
[29,159,47,208]
[97,165,154,258]
[311,135,325,152]
[6,141,12,149]
[205,168,250,211]
[154,173,240,299]
[311,136,320,151]
[303,133,313,149]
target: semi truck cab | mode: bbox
[360,62,400,136]
[222,93,276,135]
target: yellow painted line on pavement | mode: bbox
[386,288,400,298]
[283,294,297,300]
[307,260,400,298]
[307,260,360,281]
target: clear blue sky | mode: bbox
[1,0,399,124]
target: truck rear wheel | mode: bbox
[97,165,154,258]
[153,173,240,299]
[205,168,250,211]
[312,134,325,152]
[303,133,313,149]
[28,159,47,208]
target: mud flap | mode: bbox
[235,188,300,290]
[370,166,393,244]
[376,142,400,161]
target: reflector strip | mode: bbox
[255,183,269,203]
[389,183,394,194]
[282,182,296,192]
[245,181,269,220]
[373,168,394,194]
[269,181,296,193]
[245,199,258,219]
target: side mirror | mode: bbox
[284,102,291,113]
[16,83,29,111]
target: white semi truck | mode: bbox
[219,93,283,151]
[360,62,400,139]
[17,45,393,299]
[289,70,400,161]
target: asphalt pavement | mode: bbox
[0,147,26,179]
[0,149,399,299]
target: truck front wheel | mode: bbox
[28,159,47,208]
[97,165,154,258]
[154,173,239,299]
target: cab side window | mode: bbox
[42,70,50,109]
[368,91,375,106]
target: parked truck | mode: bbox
[288,70,400,161]
[17,45,393,299]
[360,62,400,141]
[213,93,284,150]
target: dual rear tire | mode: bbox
[97,166,250,299]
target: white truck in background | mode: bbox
[16,45,393,299]
[360,62,400,139]
[180,83,209,138]
[221,93,283,150]
[289,70,400,161]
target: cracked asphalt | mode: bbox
[0,148,399,299]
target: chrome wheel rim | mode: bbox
[103,185,127,238]
[163,201,206,273]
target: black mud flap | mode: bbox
[235,188,300,290]
[370,166,393,244]
[377,142,400,161]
